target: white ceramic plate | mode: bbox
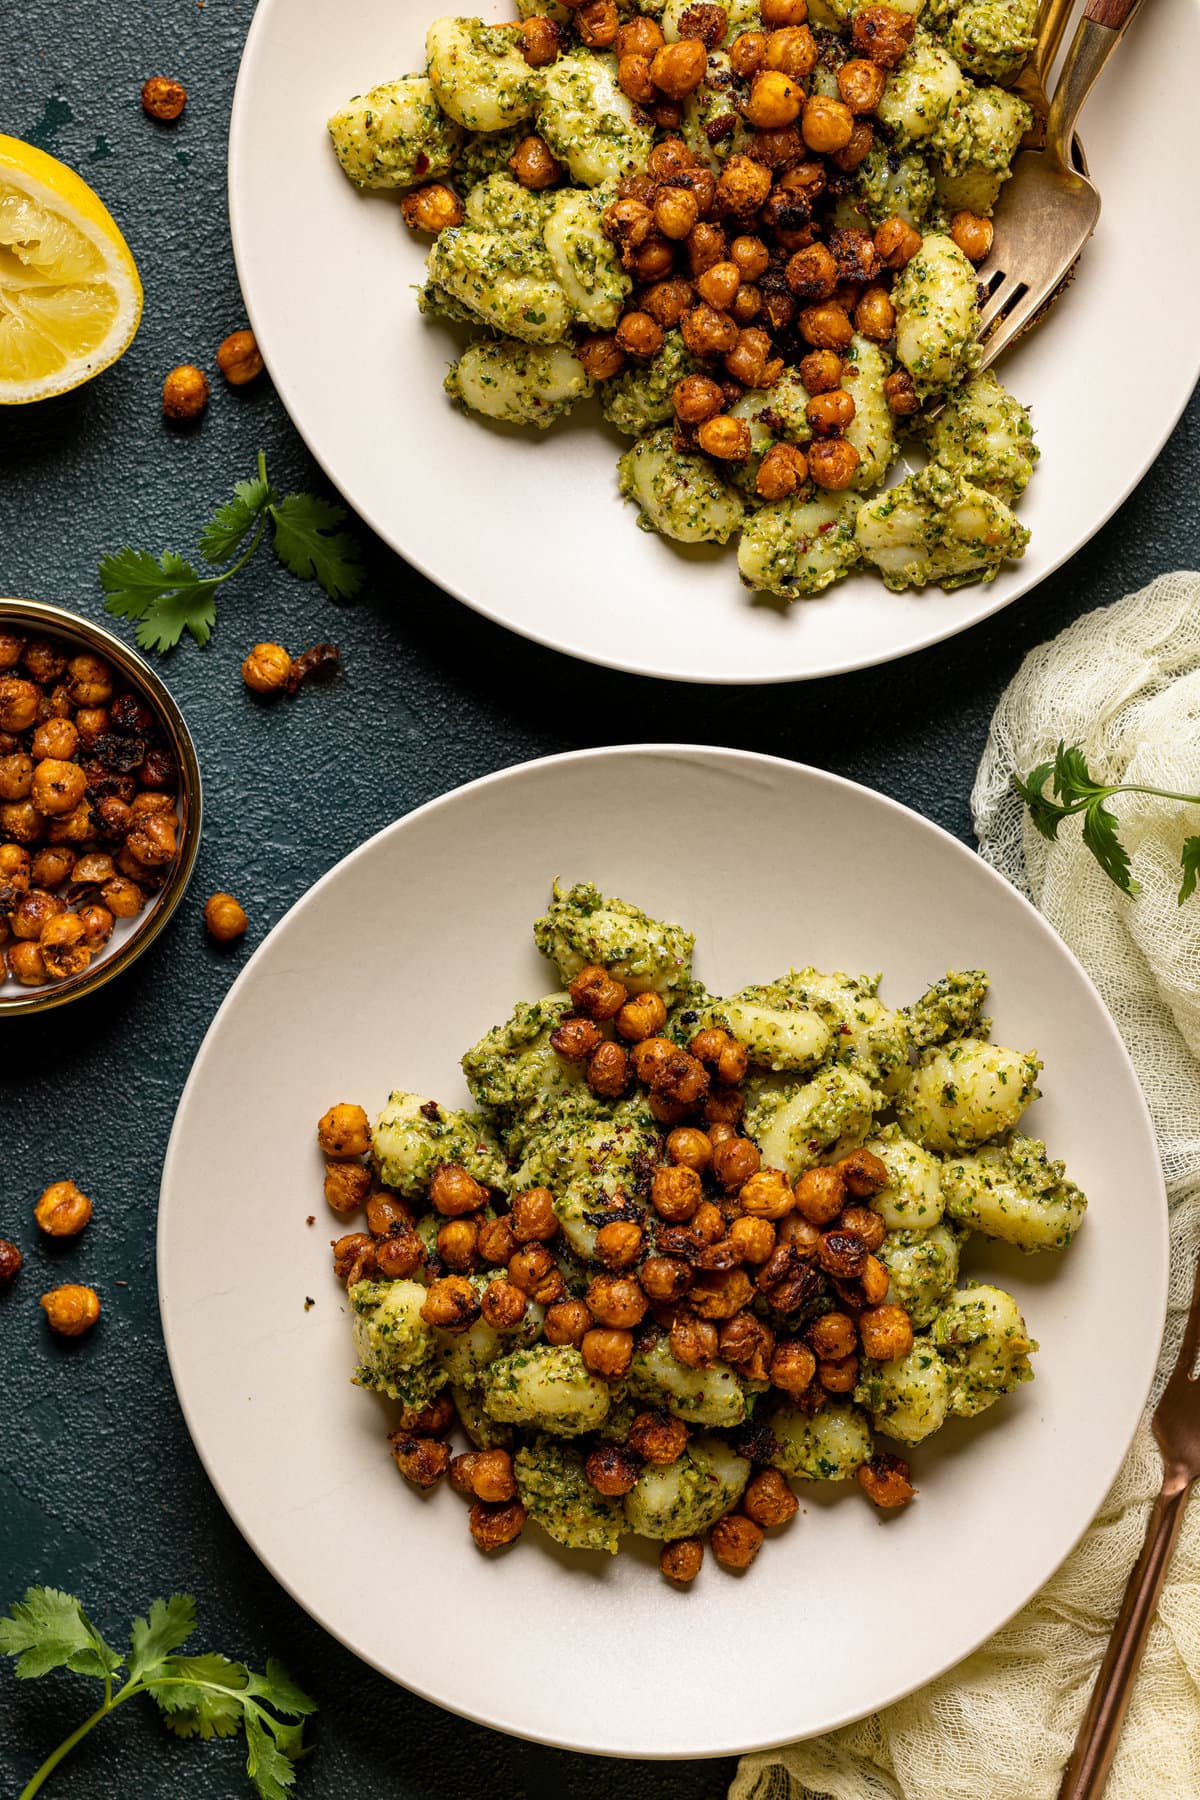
[228,0,1200,685]
[159,747,1167,1757]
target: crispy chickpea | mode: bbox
[677,1,728,44]
[744,69,802,129]
[365,1190,413,1236]
[77,905,115,951]
[854,284,896,341]
[520,15,562,65]
[884,369,921,417]
[430,1163,487,1216]
[808,437,861,489]
[647,138,698,183]
[586,1443,642,1496]
[576,0,619,46]
[628,1409,689,1465]
[469,1498,526,1550]
[689,1267,753,1319]
[837,1147,889,1197]
[510,1187,558,1243]
[650,39,708,98]
[797,301,854,352]
[730,273,762,319]
[317,1102,371,1159]
[817,1229,868,1279]
[729,1214,776,1263]
[581,1326,634,1378]
[860,1253,890,1305]
[0,1239,22,1284]
[0,633,23,670]
[807,388,856,436]
[711,1512,764,1570]
[34,1179,93,1237]
[617,16,664,56]
[615,991,668,1041]
[654,186,700,241]
[587,1274,647,1329]
[323,1160,371,1214]
[761,0,808,21]
[204,891,247,942]
[717,1312,774,1380]
[1,800,44,846]
[332,1230,376,1286]
[477,1215,517,1265]
[102,876,144,919]
[468,1448,517,1503]
[51,801,96,849]
[738,1168,795,1221]
[0,752,32,801]
[857,1450,916,1508]
[550,1015,603,1062]
[126,812,176,867]
[639,1255,693,1303]
[950,209,993,262]
[507,1243,566,1303]
[832,118,876,172]
[605,194,656,254]
[770,1338,818,1397]
[696,260,741,312]
[595,1219,644,1269]
[786,243,838,302]
[794,352,839,397]
[389,1431,450,1488]
[652,1163,703,1221]
[729,29,766,74]
[642,276,695,329]
[692,1201,725,1244]
[696,415,752,463]
[756,442,809,500]
[616,311,666,359]
[438,1218,480,1271]
[715,155,773,216]
[544,1298,592,1347]
[449,1451,480,1496]
[686,220,727,277]
[508,133,562,190]
[763,24,818,80]
[830,226,878,286]
[142,75,186,119]
[12,889,64,940]
[744,1467,799,1529]
[859,1303,914,1362]
[7,940,46,985]
[420,1275,481,1331]
[671,374,724,428]
[666,1128,711,1176]
[30,717,78,762]
[852,4,915,65]
[402,1393,455,1436]
[661,1537,704,1583]
[801,94,854,153]
[578,333,626,381]
[162,364,209,422]
[712,1135,760,1193]
[94,796,133,841]
[669,1314,718,1369]
[0,843,30,884]
[569,964,627,1020]
[375,1227,424,1279]
[818,1353,859,1393]
[216,328,264,386]
[401,183,464,234]
[0,677,36,735]
[586,1039,629,1099]
[242,642,293,694]
[41,1283,101,1337]
[874,213,922,269]
[837,57,887,113]
[838,1204,886,1252]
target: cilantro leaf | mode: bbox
[101,548,219,651]
[1080,797,1140,897]
[269,494,364,601]
[244,1709,304,1800]
[133,586,218,652]
[153,1653,249,1739]
[1011,762,1063,840]
[248,1660,319,1720]
[199,474,272,564]
[128,1595,196,1684]
[0,1587,123,1682]
[1179,836,1200,904]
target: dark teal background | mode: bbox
[1,3,1196,1795]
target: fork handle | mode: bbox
[1086,0,1141,27]
[1058,1475,1191,1799]
[1045,0,1148,171]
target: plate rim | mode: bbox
[226,0,1200,686]
[157,743,1169,1756]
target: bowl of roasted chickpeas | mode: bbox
[0,597,202,1014]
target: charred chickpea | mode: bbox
[31,849,76,892]
[673,373,725,426]
[697,415,752,463]
[639,1254,693,1303]
[366,1191,414,1235]
[586,1443,642,1496]
[763,25,818,79]
[507,1243,566,1303]
[578,333,626,380]
[0,633,23,671]
[686,221,727,277]
[730,29,767,74]
[576,0,619,47]
[715,155,772,216]
[729,1214,776,1263]
[595,1219,644,1269]
[420,1275,481,1331]
[628,1409,689,1465]
[647,138,698,182]
[1,800,45,846]
[0,843,31,885]
[817,1229,868,1279]
[242,642,293,694]
[477,1215,517,1265]
[635,238,676,284]
[818,1353,859,1392]
[430,1163,488,1218]
[437,1218,480,1271]
[654,186,700,241]
[77,905,114,951]
[857,1451,916,1509]
[666,1126,712,1175]
[402,1393,455,1436]
[744,69,803,129]
[323,1160,372,1214]
[162,364,209,421]
[884,369,921,416]
[0,754,32,801]
[852,4,916,66]
[449,1451,480,1496]
[616,16,664,56]
[837,1147,889,1197]
[859,1303,914,1361]
[854,284,896,341]
[615,311,666,358]
[469,1498,526,1550]
[642,276,695,329]
[581,1326,634,1378]
[652,1163,703,1222]
[770,1338,818,1397]
[550,1014,603,1061]
[661,1537,704,1583]
[670,1314,720,1371]
[469,1448,517,1503]
[389,1431,451,1488]
[837,57,887,113]
[586,1274,647,1329]
[761,0,809,21]
[614,989,668,1040]
[806,388,856,435]
[317,1102,371,1159]
[744,1467,799,1529]
[0,1240,22,1284]
[0,677,39,733]
[544,1298,592,1347]
[839,1204,886,1252]
[41,1283,100,1337]
[801,94,854,153]
[756,442,809,501]
[7,941,47,985]
[950,209,994,262]
[508,134,562,190]
[691,1200,725,1244]
[650,39,708,98]
[204,891,247,942]
[689,1266,754,1320]
[401,183,463,234]
[797,349,843,395]
[712,1135,760,1193]
[102,876,144,919]
[141,75,186,119]
[375,1227,425,1279]
[568,963,626,1020]
[711,1512,764,1570]
[586,1039,629,1098]
[520,15,562,65]
[126,813,177,868]
[12,890,64,939]
[31,717,78,761]
[34,1179,93,1237]
[717,1312,775,1380]
[786,242,838,301]
[696,260,741,311]
[860,1253,890,1304]
[832,117,875,171]
[874,213,922,269]
[216,328,264,386]
[738,1168,795,1221]
[510,1186,558,1242]
[51,802,97,850]
[808,438,861,489]
[677,1,729,46]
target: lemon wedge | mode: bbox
[0,135,143,404]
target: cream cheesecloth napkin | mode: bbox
[732,571,1200,1800]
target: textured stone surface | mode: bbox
[1,3,1197,1794]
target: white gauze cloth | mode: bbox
[732,571,1200,1800]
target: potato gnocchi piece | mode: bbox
[836,144,936,232]
[463,169,554,232]
[931,1283,1037,1417]
[534,878,696,998]
[891,231,980,398]
[769,1401,874,1481]
[922,370,1038,505]
[537,51,654,187]
[904,969,991,1051]
[941,1134,1087,1251]
[897,1036,1041,1151]
[769,967,909,1091]
[452,1382,514,1450]
[483,1344,612,1435]
[601,329,699,438]
[876,1222,962,1327]
[864,1123,945,1229]
[461,993,589,1153]
[706,987,833,1074]
[446,338,594,430]
[876,32,969,148]
[746,1064,880,1179]
[543,186,631,330]
[629,1336,749,1428]
[426,16,540,132]
[855,463,1029,593]
[737,494,862,600]
[327,74,466,190]
[619,426,746,546]
[516,1437,626,1552]
[516,1105,661,1259]
[373,1091,507,1196]
[933,83,1033,214]
[625,1435,751,1539]
[349,1278,444,1408]
[426,225,571,344]
[842,335,898,492]
[941,0,1038,82]
[856,1340,951,1445]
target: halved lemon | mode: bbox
[0,135,143,404]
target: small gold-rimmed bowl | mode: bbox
[0,597,202,1016]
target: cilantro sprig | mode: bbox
[100,451,363,652]
[0,1587,316,1799]
[1013,741,1200,904]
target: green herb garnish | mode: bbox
[1014,741,1200,904]
[100,451,363,651]
[0,1587,316,1799]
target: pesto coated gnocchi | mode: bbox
[323,879,1086,1582]
[328,0,1041,614]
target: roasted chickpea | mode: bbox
[859,1253,890,1305]
[469,1498,526,1550]
[806,388,856,436]
[854,284,896,340]
[507,1243,566,1303]
[41,1283,100,1337]
[763,24,818,79]
[586,1039,630,1098]
[686,220,728,277]
[430,1163,487,1216]
[420,1275,481,1332]
[596,1219,644,1269]
[652,1163,703,1221]
[0,633,24,670]
[520,15,562,65]
[770,1338,818,1397]
[808,437,861,488]
[817,1229,868,1279]
[31,717,78,762]
[0,842,30,884]
[94,796,133,841]
[715,154,773,216]
[586,1273,647,1329]
[372,1229,425,1281]
[50,800,96,849]
[650,38,708,98]
[102,875,144,919]
[550,1015,604,1062]
[818,1353,859,1393]
[162,364,209,422]
[646,138,697,183]
[670,1313,719,1368]
[203,891,247,942]
[365,1191,413,1236]
[832,118,876,171]
[661,1537,704,1583]
[581,1325,634,1378]
[729,1215,776,1264]
[654,185,700,241]
[628,1409,689,1465]
[837,1147,889,1196]
[31,757,88,820]
[948,208,993,262]
[34,1179,93,1237]
[569,963,627,1019]
[711,1512,764,1570]
[874,213,922,269]
[852,4,915,65]
[508,133,562,190]
[401,1392,456,1436]
[616,311,667,359]
[744,69,802,129]
[332,1229,376,1286]
[668,376,722,431]
[738,1168,795,1221]
[718,1312,775,1380]
[639,1254,694,1303]
[614,991,668,1041]
[477,1215,517,1265]
[438,1218,480,1271]
[388,1431,451,1488]
[712,1135,760,1193]
[761,0,808,21]
[544,1298,593,1347]
[586,1443,642,1496]
[578,333,626,380]
[696,260,742,312]
[317,1101,371,1159]
[697,415,752,462]
[126,812,177,868]
[785,243,838,302]
[242,642,293,694]
[857,1450,916,1508]
[859,1303,914,1362]
[576,0,619,46]
[77,905,114,951]
[884,369,921,416]
[664,1130,709,1178]
[0,753,32,802]
[754,442,808,501]
[7,940,46,985]
[509,1186,558,1243]
[642,276,696,328]
[689,1266,753,1319]
[400,183,464,233]
[448,1451,480,1496]
[1,800,44,846]
[0,677,38,733]
[216,328,265,386]
[617,16,664,56]
[0,1239,22,1284]
[466,1447,517,1503]
[142,75,187,120]
[838,1204,886,1252]
[837,57,887,112]
[744,1467,799,1528]
[797,298,854,350]
[728,28,765,74]
[323,1160,371,1214]
[12,889,64,940]
[801,94,854,152]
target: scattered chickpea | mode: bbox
[520,16,562,66]
[854,284,896,341]
[34,1179,93,1237]
[469,1448,518,1503]
[577,334,626,381]
[838,1148,889,1196]
[859,1303,914,1361]
[401,183,464,234]
[807,388,856,436]
[576,0,619,47]
[770,1338,817,1397]
[317,1102,371,1159]
[595,1218,643,1269]
[216,329,264,387]
[839,1204,886,1252]
[162,364,209,423]
[40,914,92,980]
[650,39,708,98]
[469,1498,526,1551]
[580,1326,634,1378]
[586,1039,629,1098]
[508,134,562,190]
[729,1214,776,1263]
[744,69,803,130]
[857,1450,916,1508]
[628,1409,689,1465]
[77,904,115,952]
[661,1537,704,1583]
[616,16,664,57]
[0,1239,22,1284]
[738,1168,795,1220]
[389,1432,450,1489]
[744,1468,799,1529]
[615,311,665,359]
[671,1313,719,1368]
[696,260,742,311]
[331,1232,377,1286]
[756,442,809,500]
[7,941,47,985]
[639,1254,693,1302]
[586,1443,642,1496]
[544,1298,592,1347]
[654,186,700,241]
[697,415,752,462]
[568,963,626,1020]
[837,58,887,113]
[884,369,921,416]
[711,1512,764,1570]
[203,891,247,942]
[711,1135,760,1192]
[436,1218,479,1271]
[550,1015,603,1061]
[480,1278,527,1328]
[375,1228,425,1279]
[874,214,922,269]
[102,876,144,919]
[141,76,187,121]
[852,4,916,67]
[420,1275,481,1331]
[950,209,994,262]
[764,25,818,81]
[652,1162,703,1221]
[510,1186,558,1242]
[860,1252,891,1304]
[477,1215,517,1265]
[430,1163,487,1217]
[41,1283,100,1337]
[242,643,293,695]
[761,0,809,23]
[730,29,767,74]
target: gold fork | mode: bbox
[1013,0,1079,142]
[1058,1250,1200,1798]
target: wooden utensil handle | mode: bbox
[1058,1478,1191,1800]
[1086,0,1142,29]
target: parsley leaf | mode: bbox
[269,494,364,601]
[1011,760,1062,840]
[0,1588,122,1682]
[1080,797,1140,897]
[199,473,273,564]
[1180,836,1200,904]
[128,1595,196,1684]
